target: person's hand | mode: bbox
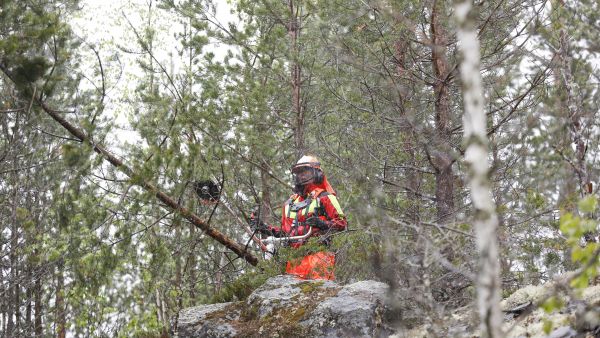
[250,217,268,231]
[250,215,273,236]
[305,216,329,230]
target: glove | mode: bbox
[250,217,268,231]
[305,216,329,230]
[250,216,274,236]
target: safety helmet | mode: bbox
[291,155,324,186]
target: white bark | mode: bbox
[455,1,503,337]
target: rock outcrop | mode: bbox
[176,274,600,337]
[175,275,393,338]
[403,280,600,337]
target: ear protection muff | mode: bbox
[313,168,324,184]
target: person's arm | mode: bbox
[250,211,283,237]
[320,194,347,230]
[305,195,347,231]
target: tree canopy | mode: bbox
[1,0,599,336]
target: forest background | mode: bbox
[1,0,599,336]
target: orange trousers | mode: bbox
[285,251,335,280]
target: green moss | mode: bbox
[210,262,278,303]
[224,284,340,337]
[300,281,324,294]
[290,306,306,322]
[240,303,260,321]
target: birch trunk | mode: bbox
[455,1,502,337]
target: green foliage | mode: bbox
[210,265,274,303]
[541,296,564,313]
[526,189,546,210]
[331,230,382,283]
[2,0,600,335]
[542,318,554,334]
[578,195,598,214]
[559,195,600,289]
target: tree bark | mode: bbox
[26,283,32,334]
[456,1,503,336]
[491,135,511,276]
[34,276,42,337]
[553,0,594,241]
[289,0,305,157]
[430,0,455,223]
[214,253,227,295]
[557,20,589,195]
[260,162,273,222]
[56,270,66,338]
[8,111,21,336]
[395,27,420,224]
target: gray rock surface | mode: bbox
[405,277,600,338]
[176,273,600,338]
[301,280,392,337]
[175,275,392,338]
[247,274,337,318]
[177,302,239,338]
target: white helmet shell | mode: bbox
[294,155,321,169]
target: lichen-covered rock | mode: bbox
[301,280,391,337]
[404,276,600,338]
[401,305,478,338]
[581,285,600,305]
[177,302,239,338]
[504,309,572,337]
[246,275,338,318]
[500,284,555,311]
[175,275,392,338]
[176,273,600,338]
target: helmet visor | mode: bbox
[292,166,315,186]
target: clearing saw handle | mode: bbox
[259,226,313,244]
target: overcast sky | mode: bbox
[69,0,235,150]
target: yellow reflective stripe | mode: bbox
[307,199,318,215]
[284,204,297,219]
[328,195,345,216]
[284,196,302,219]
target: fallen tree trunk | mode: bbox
[39,101,259,266]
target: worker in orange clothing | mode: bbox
[251,155,347,280]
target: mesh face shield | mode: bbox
[292,166,316,186]
[291,160,322,194]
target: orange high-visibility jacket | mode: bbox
[267,186,347,248]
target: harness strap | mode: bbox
[315,191,330,217]
[286,190,331,237]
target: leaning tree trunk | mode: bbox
[455,1,503,337]
[0,62,259,266]
[38,101,259,266]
